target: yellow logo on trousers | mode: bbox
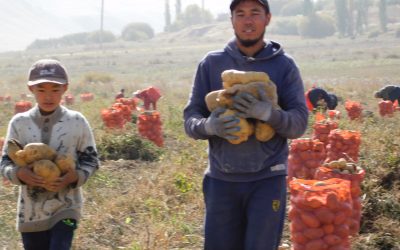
[272,200,280,212]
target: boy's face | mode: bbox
[29,82,68,113]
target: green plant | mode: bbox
[96,130,163,161]
[174,172,194,193]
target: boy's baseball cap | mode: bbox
[230,0,270,13]
[27,59,69,86]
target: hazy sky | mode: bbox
[0,0,232,52]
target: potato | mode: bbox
[255,121,275,142]
[221,70,270,89]
[222,81,280,109]
[7,139,28,167]
[33,159,61,182]
[15,142,57,164]
[220,109,254,144]
[205,90,224,112]
[203,70,280,143]
[55,154,76,174]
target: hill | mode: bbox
[0,21,399,249]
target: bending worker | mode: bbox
[305,87,338,111]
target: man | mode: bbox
[183,0,308,249]
[305,87,338,111]
[374,85,400,106]
[115,88,125,100]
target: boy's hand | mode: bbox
[44,169,79,192]
[16,167,46,187]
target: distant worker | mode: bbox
[133,86,161,110]
[305,87,338,111]
[115,88,125,100]
[374,85,400,106]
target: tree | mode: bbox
[348,0,354,37]
[355,0,369,34]
[298,13,336,38]
[164,0,171,32]
[121,23,154,41]
[303,0,314,16]
[379,0,387,32]
[335,0,349,37]
[168,4,213,32]
[176,0,182,17]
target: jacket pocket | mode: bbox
[209,136,282,174]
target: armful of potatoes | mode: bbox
[204,70,280,144]
[7,139,76,190]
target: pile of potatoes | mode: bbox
[322,158,360,175]
[7,139,75,190]
[205,69,280,144]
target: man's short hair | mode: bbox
[230,0,270,14]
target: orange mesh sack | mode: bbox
[344,101,362,120]
[328,110,341,120]
[115,97,138,111]
[312,120,338,148]
[101,108,126,129]
[378,100,394,117]
[14,101,33,114]
[64,94,75,105]
[137,111,164,147]
[325,129,361,163]
[111,103,132,123]
[288,138,326,181]
[289,178,353,250]
[80,93,94,102]
[315,162,365,236]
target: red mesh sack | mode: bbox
[64,94,75,105]
[325,129,361,163]
[315,164,365,235]
[80,93,94,102]
[115,97,138,111]
[312,120,339,148]
[328,110,341,120]
[14,101,33,114]
[288,138,326,181]
[111,103,132,123]
[344,101,362,120]
[393,100,400,111]
[289,178,353,250]
[101,108,126,129]
[137,111,164,147]
[378,100,394,117]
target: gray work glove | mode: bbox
[204,107,240,140]
[232,87,273,122]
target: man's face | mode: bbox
[29,82,68,113]
[231,0,271,48]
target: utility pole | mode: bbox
[202,0,205,10]
[100,0,104,50]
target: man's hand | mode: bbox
[204,107,240,140]
[44,169,79,192]
[233,87,273,122]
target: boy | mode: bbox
[0,59,99,250]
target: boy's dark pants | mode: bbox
[21,219,76,250]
